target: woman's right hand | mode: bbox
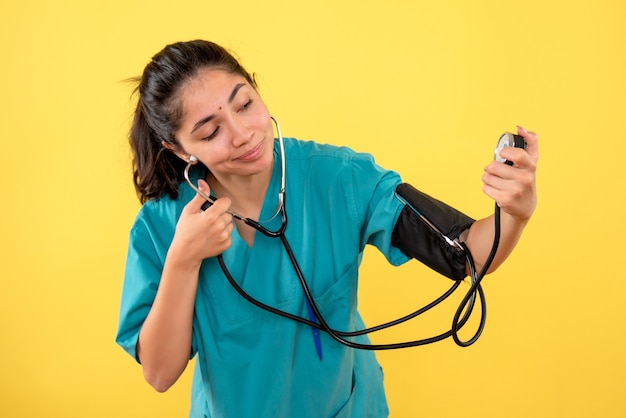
[170,179,234,266]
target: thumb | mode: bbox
[187,179,213,212]
[197,179,210,194]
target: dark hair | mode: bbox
[129,40,257,204]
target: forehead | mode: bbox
[175,68,253,136]
[179,68,248,104]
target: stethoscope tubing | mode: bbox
[212,194,490,350]
[450,204,501,347]
[218,230,487,349]
[184,116,497,349]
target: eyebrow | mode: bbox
[190,83,247,134]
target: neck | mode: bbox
[206,163,274,219]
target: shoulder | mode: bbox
[282,137,386,182]
[283,137,374,162]
[283,137,399,183]
[281,137,402,211]
[131,182,194,235]
[138,165,204,219]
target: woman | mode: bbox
[116,39,538,418]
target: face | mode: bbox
[173,68,274,183]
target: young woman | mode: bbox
[116,40,538,418]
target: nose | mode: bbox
[229,117,253,148]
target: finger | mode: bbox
[212,215,235,251]
[482,167,511,191]
[516,125,539,162]
[213,233,233,254]
[196,179,213,202]
[222,217,235,239]
[181,179,213,214]
[482,183,518,211]
[495,146,529,169]
[204,195,232,217]
[485,159,518,180]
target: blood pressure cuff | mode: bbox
[391,183,475,281]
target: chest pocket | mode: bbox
[199,251,360,333]
[199,235,299,327]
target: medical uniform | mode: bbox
[116,138,411,418]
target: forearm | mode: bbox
[465,125,538,275]
[464,210,528,275]
[137,251,201,392]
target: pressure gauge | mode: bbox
[495,132,527,165]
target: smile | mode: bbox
[236,141,264,161]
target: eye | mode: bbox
[202,126,220,141]
[239,99,253,111]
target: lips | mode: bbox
[236,141,263,161]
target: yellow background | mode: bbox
[1,0,625,417]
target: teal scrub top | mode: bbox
[116,138,410,418]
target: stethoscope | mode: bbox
[183,117,501,352]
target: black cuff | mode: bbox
[391,183,475,280]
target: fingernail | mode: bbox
[516,125,528,133]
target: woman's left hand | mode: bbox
[482,126,538,222]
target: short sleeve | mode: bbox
[115,220,162,363]
[349,152,410,266]
[116,182,204,362]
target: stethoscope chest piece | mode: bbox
[495,132,527,164]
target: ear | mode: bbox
[161,141,192,163]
